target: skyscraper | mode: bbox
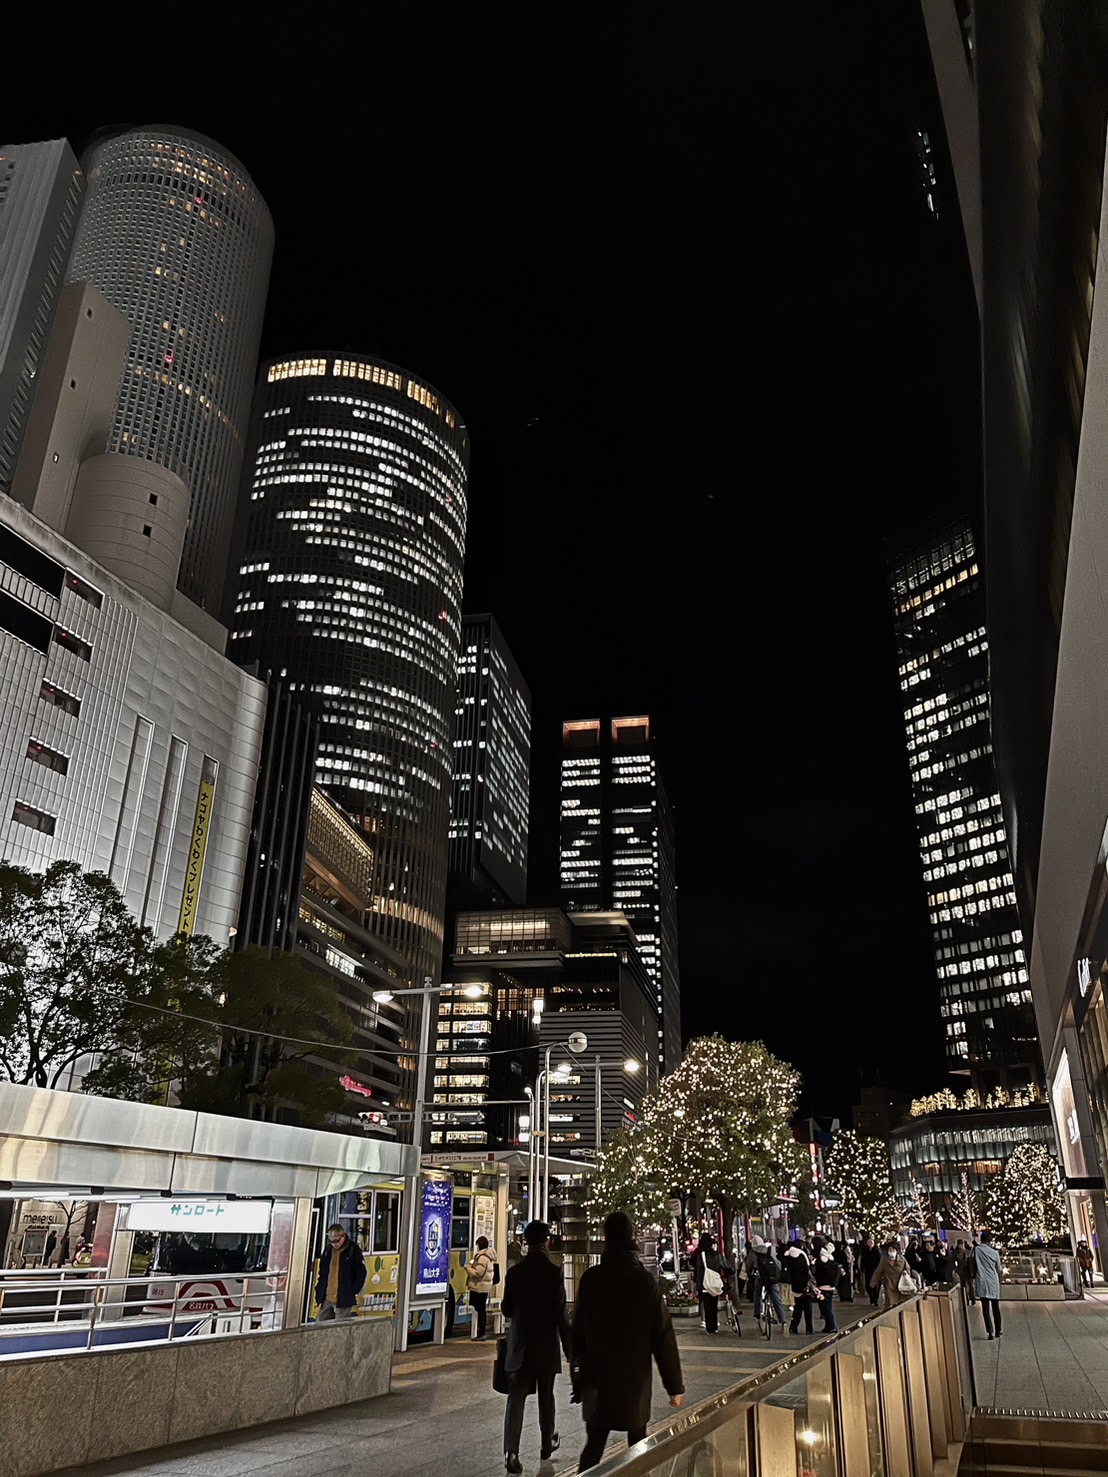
[230,353,468,985]
[559,716,680,1070]
[65,127,273,613]
[890,517,1038,1093]
[0,139,83,496]
[448,613,530,909]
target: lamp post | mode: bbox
[540,1033,588,1222]
[593,1055,643,1159]
[372,975,484,1352]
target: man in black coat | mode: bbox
[314,1222,367,1319]
[572,1212,685,1472]
[501,1220,570,1473]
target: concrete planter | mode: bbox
[0,1314,393,1477]
[667,1304,700,1316]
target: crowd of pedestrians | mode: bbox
[494,1215,1063,1470]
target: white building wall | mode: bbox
[0,498,265,942]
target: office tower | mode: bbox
[65,127,273,613]
[559,716,681,1070]
[890,518,1037,1093]
[432,908,658,1154]
[923,4,1108,1261]
[0,139,83,496]
[231,354,468,986]
[448,613,530,909]
[236,675,318,953]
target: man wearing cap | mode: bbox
[500,1220,571,1474]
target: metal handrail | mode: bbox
[0,1268,289,1354]
[562,1289,939,1475]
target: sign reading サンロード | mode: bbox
[126,1199,272,1234]
[415,1178,453,1297]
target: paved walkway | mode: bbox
[970,1291,1108,1416]
[63,1303,858,1477]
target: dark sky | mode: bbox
[10,3,981,1118]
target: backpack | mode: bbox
[964,1249,977,1281]
[756,1251,780,1285]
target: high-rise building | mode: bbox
[448,613,530,909]
[559,716,680,1070]
[890,518,1038,1093]
[0,139,83,496]
[230,354,469,987]
[65,127,273,613]
[922,0,1108,1266]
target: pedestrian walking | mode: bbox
[836,1239,855,1302]
[869,1240,910,1308]
[812,1238,839,1332]
[918,1235,947,1287]
[958,1239,977,1305]
[1077,1239,1095,1288]
[500,1220,571,1473]
[693,1232,730,1335]
[858,1234,882,1306]
[572,1212,685,1472]
[465,1234,496,1340]
[784,1242,815,1334]
[974,1231,1003,1341]
[314,1222,367,1319]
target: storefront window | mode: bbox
[373,1192,399,1252]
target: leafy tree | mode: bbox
[588,1036,807,1233]
[984,1143,1067,1246]
[86,940,355,1124]
[822,1130,900,1237]
[586,1126,673,1229]
[0,861,151,1088]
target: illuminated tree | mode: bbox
[586,1126,673,1229]
[948,1171,980,1237]
[587,1036,807,1234]
[900,1179,937,1234]
[984,1144,1066,1246]
[822,1130,900,1237]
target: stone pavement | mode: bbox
[63,1302,855,1477]
[970,1290,1108,1415]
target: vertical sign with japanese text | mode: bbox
[178,755,218,935]
[415,1177,453,1297]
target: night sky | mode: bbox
[9,3,982,1118]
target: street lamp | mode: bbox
[593,1055,643,1159]
[540,1032,588,1221]
[373,975,484,1352]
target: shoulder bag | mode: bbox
[897,1268,917,1295]
[702,1263,725,1297]
[492,1335,510,1394]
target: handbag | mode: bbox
[897,1269,917,1295]
[492,1336,510,1394]
[702,1265,725,1298]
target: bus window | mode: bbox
[373,1192,399,1252]
[451,1195,472,1251]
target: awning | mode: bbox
[0,1082,419,1199]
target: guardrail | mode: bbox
[578,1285,974,1475]
[0,1266,289,1354]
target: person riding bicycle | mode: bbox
[750,1236,786,1325]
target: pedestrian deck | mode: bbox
[970,1289,1108,1416]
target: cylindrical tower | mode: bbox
[230,354,469,984]
[66,126,273,614]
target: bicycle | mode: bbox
[753,1275,779,1340]
[721,1290,742,1337]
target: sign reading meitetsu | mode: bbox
[126,1199,271,1234]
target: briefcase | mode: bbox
[492,1336,510,1394]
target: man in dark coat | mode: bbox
[572,1212,685,1472]
[501,1220,570,1473]
[314,1222,367,1318]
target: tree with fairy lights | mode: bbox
[984,1143,1066,1247]
[585,1126,673,1229]
[821,1130,900,1237]
[948,1170,980,1237]
[900,1179,937,1234]
[619,1037,808,1229]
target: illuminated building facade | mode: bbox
[890,519,1038,1093]
[66,127,273,613]
[430,908,657,1156]
[0,139,83,497]
[558,716,680,1070]
[448,612,530,909]
[230,354,468,988]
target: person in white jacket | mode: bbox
[465,1234,495,1340]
